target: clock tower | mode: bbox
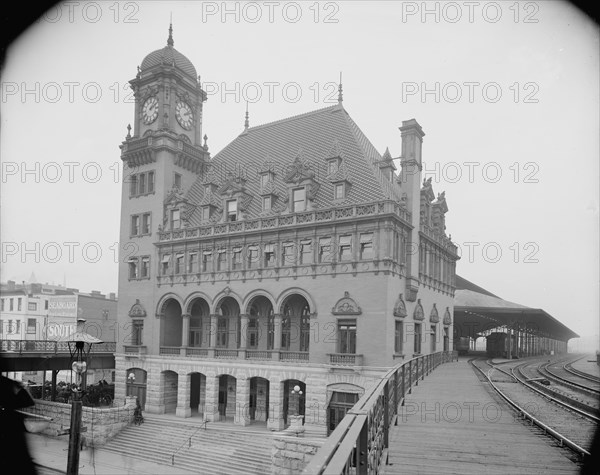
[116,25,209,353]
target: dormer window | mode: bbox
[328,159,339,175]
[260,172,273,188]
[263,196,272,211]
[170,209,181,229]
[292,187,306,212]
[202,206,210,221]
[226,200,237,222]
[334,183,345,200]
[174,173,182,189]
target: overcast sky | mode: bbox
[1,1,598,350]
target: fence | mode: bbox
[303,350,458,474]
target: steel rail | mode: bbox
[540,361,600,396]
[563,357,600,384]
[512,363,600,423]
[470,358,591,458]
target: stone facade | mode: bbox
[114,26,459,434]
[25,398,136,446]
[271,436,324,474]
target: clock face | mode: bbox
[142,96,158,125]
[175,101,194,130]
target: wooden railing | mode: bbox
[1,340,116,354]
[303,350,458,475]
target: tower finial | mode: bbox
[244,102,250,131]
[167,16,174,47]
[338,72,343,104]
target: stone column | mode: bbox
[181,314,191,356]
[176,372,191,418]
[239,314,249,359]
[267,379,285,431]
[304,375,327,437]
[209,314,218,358]
[235,377,250,426]
[144,370,165,414]
[273,313,282,360]
[204,375,220,422]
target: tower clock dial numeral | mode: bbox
[176,101,194,130]
[142,96,158,125]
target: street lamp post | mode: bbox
[290,384,303,416]
[127,372,136,396]
[289,384,304,436]
[63,318,103,475]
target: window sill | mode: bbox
[129,191,156,199]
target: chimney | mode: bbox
[7,280,15,290]
[398,119,425,302]
[109,292,116,300]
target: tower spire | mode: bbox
[167,16,174,47]
[244,102,250,131]
[338,72,343,104]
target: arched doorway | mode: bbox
[189,298,210,348]
[281,295,311,353]
[126,368,147,409]
[326,383,364,435]
[217,374,237,421]
[249,377,269,423]
[190,372,206,416]
[283,379,305,426]
[160,299,182,348]
[247,296,273,351]
[162,370,178,414]
[216,297,240,350]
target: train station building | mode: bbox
[113,26,460,434]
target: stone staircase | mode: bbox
[101,415,275,474]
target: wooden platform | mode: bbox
[383,358,580,474]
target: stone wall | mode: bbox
[25,397,137,446]
[271,434,324,474]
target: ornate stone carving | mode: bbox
[128,299,147,318]
[331,291,362,315]
[413,299,424,321]
[443,307,452,325]
[393,294,407,318]
[429,303,439,323]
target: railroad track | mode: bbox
[564,356,600,385]
[470,357,598,461]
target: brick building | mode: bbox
[114,26,459,434]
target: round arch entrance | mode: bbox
[283,379,306,426]
[280,294,311,353]
[249,377,270,423]
[126,368,147,409]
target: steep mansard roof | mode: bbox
[186,104,405,226]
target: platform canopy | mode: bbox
[453,276,579,341]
